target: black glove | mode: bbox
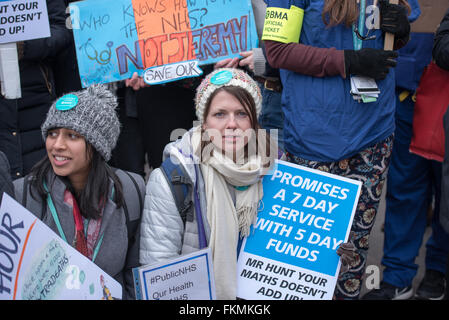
[379,0,410,38]
[344,48,398,80]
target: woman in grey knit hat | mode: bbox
[12,85,145,300]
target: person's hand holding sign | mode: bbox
[214,57,240,69]
[238,51,255,72]
[344,48,398,80]
[336,232,358,273]
[379,0,410,39]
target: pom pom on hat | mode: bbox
[41,84,120,161]
[195,68,262,123]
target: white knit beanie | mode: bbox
[195,68,262,123]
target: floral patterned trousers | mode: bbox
[286,134,394,300]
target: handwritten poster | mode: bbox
[237,160,362,300]
[70,0,258,87]
[133,248,216,300]
[0,0,50,44]
[0,194,122,300]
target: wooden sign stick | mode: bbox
[383,0,399,50]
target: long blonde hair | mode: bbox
[322,0,411,27]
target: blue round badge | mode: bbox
[56,94,78,111]
[210,70,233,85]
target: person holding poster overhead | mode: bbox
[263,0,411,299]
[12,85,145,300]
[139,68,277,300]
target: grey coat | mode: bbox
[13,169,145,300]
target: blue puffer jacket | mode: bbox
[267,0,419,162]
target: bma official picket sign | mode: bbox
[237,160,362,300]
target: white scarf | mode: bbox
[192,127,265,299]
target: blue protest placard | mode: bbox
[70,0,141,87]
[237,160,362,300]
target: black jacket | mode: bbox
[52,0,82,96]
[0,0,71,180]
[0,151,14,202]
[433,9,449,72]
[436,9,449,234]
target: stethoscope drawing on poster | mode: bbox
[79,38,114,65]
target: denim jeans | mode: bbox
[258,83,284,150]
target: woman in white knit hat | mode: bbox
[140,68,279,299]
[140,67,358,300]
[13,85,146,300]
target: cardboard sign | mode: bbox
[143,60,203,85]
[237,160,362,300]
[0,194,122,300]
[70,0,258,87]
[0,0,50,44]
[133,248,216,300]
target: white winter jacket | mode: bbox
[139,128,211,266]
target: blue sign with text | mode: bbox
[243,160,362,277]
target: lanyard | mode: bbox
[83,218,104,263]
[352,0,366,50]
[44,181,67,242]
[43,180,104,262]
[193,164,207,249]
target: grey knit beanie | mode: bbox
[41,85,120,161]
